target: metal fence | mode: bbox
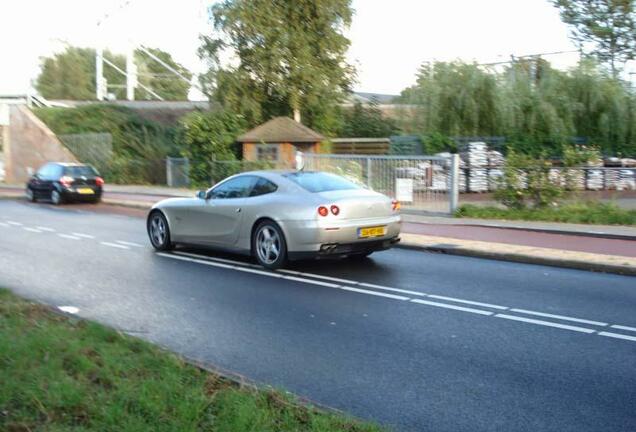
[303,153,457,213]
[209,159,293,184]
[58,133,113,175]
[166,157,190,187]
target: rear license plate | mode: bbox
[358,226,386,238]
[77,188,94,195]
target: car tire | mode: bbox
[252,220,288,269]
[147,211,173,251]
[25,187,36,202]
[90,196,102,204]
[51,189,63,205]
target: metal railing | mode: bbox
[302,153,457,213]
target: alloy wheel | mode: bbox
[51,190,61,205]
[256,225,281,265]
[150,214,167,247]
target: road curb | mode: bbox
[396,242,636,277]
[455,223,636,241]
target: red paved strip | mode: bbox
[403,222,636,258]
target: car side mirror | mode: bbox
[196,190,207,200]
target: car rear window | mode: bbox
[283,172,361,193]
[63,166,97,177]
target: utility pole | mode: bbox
[96,47,105,100]
[126,47,137,100]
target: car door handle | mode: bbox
[236,208,241,213]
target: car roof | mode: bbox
[50,162,91,167]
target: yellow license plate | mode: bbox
[77,188,94,195]
[358,226,386,238]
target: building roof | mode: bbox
[237,116,324,143]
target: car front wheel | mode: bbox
[51,189,63,205]
[253,220,287,269]
[147,211,173,251]
[25,187,36,202]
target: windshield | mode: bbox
[283,171,361,193]
[63,166,98,177]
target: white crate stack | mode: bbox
[460,142,489,192]
[618,169,636,190]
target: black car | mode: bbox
[25,162,104,205]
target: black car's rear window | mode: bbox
[63,166,97,177]
[283,172,361,193]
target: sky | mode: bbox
[0,0,599,99]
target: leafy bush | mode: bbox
[179,110,247,187]
[456,202,636,226]
[35,105,178,184]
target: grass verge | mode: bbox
[0,289,382,432]
[455,201,636,226]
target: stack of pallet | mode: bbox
[460,142,489,192]
[618,169,636,190]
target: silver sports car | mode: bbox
[147,170,402,268]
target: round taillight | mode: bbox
[318,206,329,217]
[95,177,104,187]
[330,205,340,215]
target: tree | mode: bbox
[35,46,192,100]
[552,0,636,76]
[179,111,247,186]
[340,100,400,137]
[198,0,355,134]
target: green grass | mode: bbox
[455,201,636,226]
[0,289,382,432]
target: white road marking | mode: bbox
[22,227,42,233]
[508,309,608,327]
[282,275,339,288]
[7,221,22,226]
[598,331,636,342]
[427,294,508,310]
[58,306,79,314]
[610,324,636,333]
[495,314,596,334]
[339,286,409,300]
[58,234,81,240]
[0,222,9,227]
[115,240,144,248]
[72,233,95,239]
[411,299,493,315]
[161,251,636,342]
[36,226,56,232]
[100,242,130,249]
[357,282,427,297]
[279,269,359,285]
[175,251,261,268]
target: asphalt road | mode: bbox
[1,199,635,432]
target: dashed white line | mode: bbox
[57,234,81,240]
[36,226,56,232]
[7,221,22,226]
[58,306,79,314]
[495,314,596,334]
[411,299,493,316]
[427,294,508,310]
[115,240,144,248]
[357,282,427,297]
[72,233,95,239]
[340,286,409,300]
[508,309,608,327]
[282,275,338,287]
[279,269,358,285]
[100,242,130,249]
[598,331,636,342]
[0,222,9,227]
[22,227,42,233]
[610,324,636,333]
[160,251,636,342]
